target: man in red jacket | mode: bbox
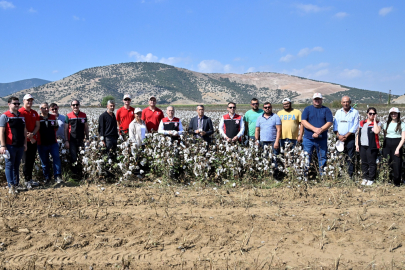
[219,102,245,142]
[116,94,135,136]
[141,96,164,132]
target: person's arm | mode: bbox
[128,122,135,139]
[24,127,27,151]
[298,122,304,143]
[0,126,6,154]
[234,117,245,140]
[98,115,104,137]
[395,128,405,156]
[158,120,168,135]
[255,127,260,144]
[178,120,184,135]
[32,120,40,138]
[116,110,121,130]
[373,117,381,134]
[64,117,70,148]
[204,118,214,137]
[84,122,89,140]
[274,125,281,149]
[188,118,194,135]
[355,127,360,152]
[348,111,359,135]
[218,117,227,139]
[301,120,320,133]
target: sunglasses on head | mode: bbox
[368,113,376,115]
[71,104,80,107]
[228,106,236,109]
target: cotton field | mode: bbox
[0,107,402,185]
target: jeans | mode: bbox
[340,135,356,177]
[383,138,403,186]
[104,136,118,161]
[303,138,328,174]
[37,143,62,179]
[260,141,280,168]
[280,139,297,149]
[5,145,25,187]
[22,141,37,181]
[360,145,378,181]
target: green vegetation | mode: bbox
[101,95,115,107]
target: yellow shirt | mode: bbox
[277,109,302,139]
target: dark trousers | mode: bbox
[342,135,356,177]
[22,141,37,181]
[104,136,118,161]
[69,139,84,178]
[383,138,403,186]
[360,145,378,181]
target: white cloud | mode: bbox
[340,69,362,79]
[297,46,323,57]
[282,62,330,78]
[233,57,242,61]
[295,3,329,13]
[334,12,348,18]
[379,7,393,16]
[52,70,59,74]
[129,51,159,62]
[197,60,225,73]
[28,7,36,13]
[246,67,255,73]
[279,54,294,62]
[159,57,183,65]
[279,47,286,53]
[314,69,329,77]
[0,1,14,9]
[73,15,85,21]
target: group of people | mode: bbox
[1,93,404,194]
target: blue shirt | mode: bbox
[333,107,359,136]
[302,105,333,140]
[256,113,281,142]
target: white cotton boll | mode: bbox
[62,149,67,154]
[139,170,144,174]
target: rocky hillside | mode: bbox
[0,78,51,97]
[2,62,394,105]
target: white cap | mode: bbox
[313,93,323,99]
[389,107,400,113]
[282,98,291,104]
[123,94,131,100]
[149,96,156,100]
[134,107,142,114]
[23,94,34,100]
[336,140,344,152]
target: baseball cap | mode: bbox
[23,94,34,100]
[313,93,323,99]
[282,98,291,104]
[123,94,131,100]
[389,107,400,113]
[149,96,156,100]
[134,107,142,114]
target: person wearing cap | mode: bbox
[158,106,184,139]
[129,108,148,148]
[333,96,359,178]
[219,102,245,142]
[19,94,40,189]
[64,99,89,179]
[277,97,303,149]
[0,97,27,194]
[98,100,119,160]
[141,96,164,132]
[356,107,381,186]
[382,107,405,186]
[49,103,65,141]
[244,98,264,141]
[301,93,333,175]
[37,102,63,184]
[187,105,214,144]
[116,94,135,137]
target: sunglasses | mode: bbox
[263,106,272,109]
[51,108,58,111]
[368,113,376,115]
[11,103,20,106]
[71,104,80,107]
[228,106,236,109]
[124,99,131,101]
[251,103,259,106]
[41,107,49,110]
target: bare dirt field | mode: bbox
[1,182,405,269]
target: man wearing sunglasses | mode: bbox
[244,98,263,141]
[219,102,245,142]
[301,93,333,176]
[0,97,27,194]
[255,102,281,156]
[333,96,359,178]
[49,103,65,141]
[19,94,40,189]
[64,99,89,179]
[116,94,135,136]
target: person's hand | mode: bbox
[0,146,6,154]
[395,149,400,156]
[274,142,279,149]
[194,130,199,134]
[255,140,260,146]
[200,131,206,136]
[226,137,231,142]
[338,135,347,142]
[65,141,70,149]
[24,144,27,151]
[356,145,359,152]
[297,136,303,143]
[27,132,33,139]
[30,138,36,144]
[312,133,319,138]
[313,127,322,135]
[102,141,106,146]
[232,136,238,142]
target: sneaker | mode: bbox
[8,186,14,194]
[30,180,40,187]
[25,181,32,190]
[361,179,368,185]
[366,180,374,186]
[55,176,63,184]
[43,178,50,185]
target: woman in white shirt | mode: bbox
[128,108,148,147]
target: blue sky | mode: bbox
[1,0,404,95]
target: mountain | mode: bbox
[0,78,51,97]
[3,63,395,105]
